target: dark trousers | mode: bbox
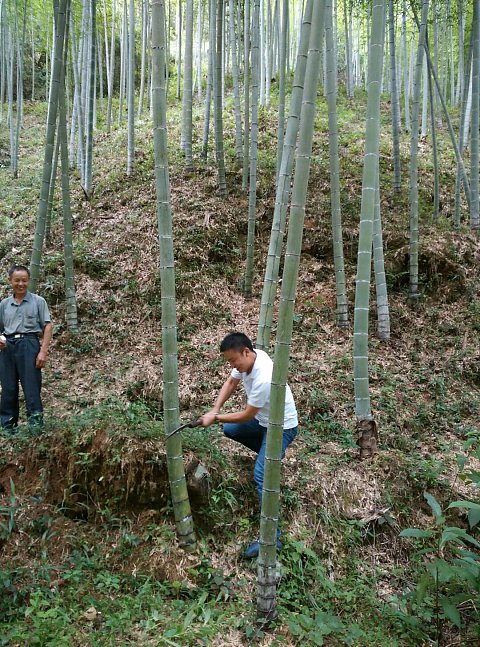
[0,337,43,428]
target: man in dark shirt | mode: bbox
[0,265,52,431]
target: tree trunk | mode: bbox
[470,0,479,230]
[275,0,288,179]
[30,0,68,290]
[352,0,386,456]
[408,0,429,301]
[118,0,127,124]
[373,161,390,341]
[243,0,261,299]
[241,0,250,191]
[151,0,196,553]
[58,1,78,333]
[182,0,194,169]
[106,0,116,131]
[256,0,313,350]
[126,0,135,175]
[325,0,348,328]
[84,0,96,199]
[343,0,352,97]
[201,0,215,159]
[45,135,60,244]
[228,0,243,161]
[176,0,182,100]
[213,0,227,194]
[69,11,86,178]
[454,34,473,228]
[388,0,401,192]
[426,36,439,219]
[138,0,148,117]
[256,0,325,622]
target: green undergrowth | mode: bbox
[1,404,479,645]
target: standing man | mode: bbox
[0,265,52,432]
[200,332,298,558]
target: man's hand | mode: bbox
[200,411,218,428]
[36,349,48,369]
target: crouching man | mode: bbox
[200,332,298,558]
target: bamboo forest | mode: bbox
[0,0,479,643]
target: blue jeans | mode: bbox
[223,418,297,502]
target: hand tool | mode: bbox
[165,417,202,439]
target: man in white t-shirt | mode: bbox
[200,332,298,558]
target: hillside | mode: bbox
[0,91,479,645]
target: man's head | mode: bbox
[8,265,30,298]
[220,332,256,374]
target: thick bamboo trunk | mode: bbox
[388,0,401,192]
[30,0,68,290]
[241,0,250,191]
[470,0,479,229]
[275,0,288,179]
[408,0,429,300]
[257,0,313,350]
[126,0,135,175]
[201,0,215,159]
[106,0,116,131]
[151,0,196,552]
[352,0,386,453]
[256,0,325,621]
[228,0,243,161]
[213,0,227,194]
[243,0,261,299]
[325,0,348,328]
[84,0,96,198]
[58,2,78,333]
[182,0,194,169]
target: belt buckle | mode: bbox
[13,334,22,339]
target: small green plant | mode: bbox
[399,492,480,640]
[0,479,17,544]
[457,427,480,488]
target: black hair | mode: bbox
[8,264,30,277]
[220,332,254,353]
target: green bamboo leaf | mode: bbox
[468,508,480,528]
[424,492,443,522]
[400,528,433,539]
[467,470,480,485]
[447,501,480,528]
[440,527,480,549]
[447,500,480,511]
[183,608,196,628]
[440,597,461,629]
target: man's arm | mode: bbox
[36,322,53,369]
[201,375,240,427]
[215,404,260,424]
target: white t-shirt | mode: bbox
[231,348,298,429]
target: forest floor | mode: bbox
[0,87,479,646]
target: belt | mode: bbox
[5,333,40,339]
